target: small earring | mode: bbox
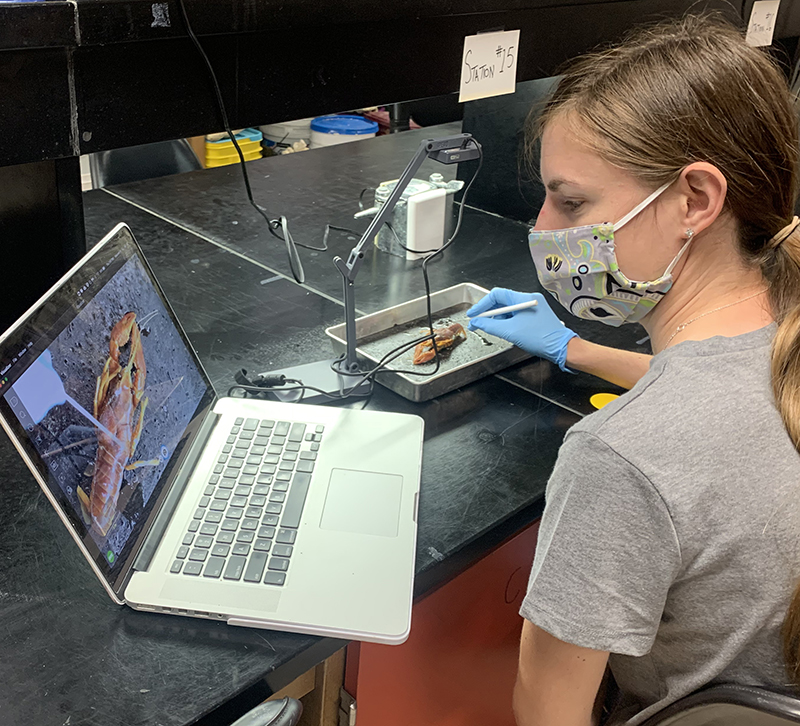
[685,228,694,241]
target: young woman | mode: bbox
[467,14,800,725]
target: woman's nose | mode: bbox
[532,209,548,232]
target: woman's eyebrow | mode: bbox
[546,178,582,192]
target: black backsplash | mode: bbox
[459,77,558,226]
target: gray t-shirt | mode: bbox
[520,325,800,724]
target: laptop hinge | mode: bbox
[132,410,221,573]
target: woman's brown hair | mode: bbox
[529,14,800,684]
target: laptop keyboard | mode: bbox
[169,417,323,586]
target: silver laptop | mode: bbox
[0,223,423,644]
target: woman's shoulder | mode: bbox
[570,326,776,462]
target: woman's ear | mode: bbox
[676,162,727,235]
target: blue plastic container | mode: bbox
[310,115,379,148]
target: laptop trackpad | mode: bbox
[320,469,403,538]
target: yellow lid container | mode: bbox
[205,128,263,166]
[206,148,262,167]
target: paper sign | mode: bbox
[746,0,781,46]
[459,30,520,103]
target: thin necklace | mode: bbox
[664,289,767,349]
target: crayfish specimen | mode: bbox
[412,322,467,365]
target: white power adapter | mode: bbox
[405,187,448,260]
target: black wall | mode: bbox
[459,78,556,225]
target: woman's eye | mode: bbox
[562,199,584,212]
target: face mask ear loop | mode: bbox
[662,229,694,277]
[613,181,673,232]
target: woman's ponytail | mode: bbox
[764,226,800,683]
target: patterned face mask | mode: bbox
[529,181,692,326]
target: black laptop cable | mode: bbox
[227,142,483,404]
[329,140,483,380]
[176,0,325,284]
[177,0,483,403]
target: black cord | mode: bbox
[358,188,373,211]
[176,0,309,283]
[222,130,483,404]
[322,224,368,251]
[386,221,441,256]
[273,216,329,252]
[227,142,482,405]
[229,365,373,403]
[228,381,374,403]
[332,142,484,381]
[178,0,485,401]
[228,368,375,403]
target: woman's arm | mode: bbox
[514,620,610,726]
[565,338,652,390]
[467,290,652,389]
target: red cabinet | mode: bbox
[346,522,540,726]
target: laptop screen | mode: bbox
[0,224,214,593]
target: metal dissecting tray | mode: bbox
[325,283,530,402]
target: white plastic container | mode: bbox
[261,118,313,151]
[309,115,379,148]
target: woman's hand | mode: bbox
[467,288,578,372]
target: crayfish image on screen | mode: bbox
[77,312,159,536]
[11,256,207,564]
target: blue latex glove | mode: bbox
[466,288,578,372]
